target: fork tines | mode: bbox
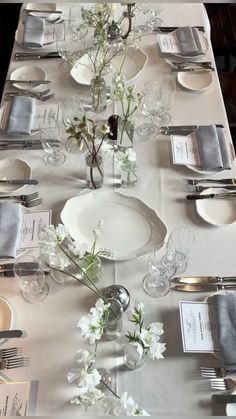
[21,198,43,208]
[5,357,30,369]
[210,378,227,390]
[201,367,225,378]
[0,347,22,359]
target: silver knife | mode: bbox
[171,67,214,73]
[154,26,205,32]
[212,394,236,404]
[14,52,61,61]
[173,276,236,284]
[24,9,62,14]
[6,80,51,85]
[0,179,38,185]
[0,262,39,272]
[173,284,236,292]
[186,191,236,200]
[0,330,23,338]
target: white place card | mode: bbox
[44,22,65,43]
[0,381,30,416]
[158,31,207,55]
[20,210,52,249]
[171,133,201,166]
[32,103,59,130]
[179,301,220,353]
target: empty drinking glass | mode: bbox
[147,4,163,29]
[137,80,161,139]
[40,125,66,166]
[163,227,196,275]
[14,256,49,304]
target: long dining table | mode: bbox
[0,3,235,416]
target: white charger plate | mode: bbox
[0,158,32,194]
[0,296,14,345]
[10,65,47,91]
[70,48,148,86]
[177,71,213,92]
[196,188,236,226]
[61,191,167,261]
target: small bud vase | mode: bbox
[104,298,123,341]
[77,255,102,284]
[85,152,104,189]
[121,161,138,188]
[91,76,107,113]
[124,342,147,370]
[117,117,134,151]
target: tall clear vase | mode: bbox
[91,76,107,113]
[117,117,134,151]
[85,152,104,189]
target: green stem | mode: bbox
[100,380,120,399]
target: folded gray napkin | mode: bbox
[0,203,22,259]
[176,26,204,56]
[213,294,236,366]
[196,125,231,171]
[23,16,45,48]
[7,96,36,136]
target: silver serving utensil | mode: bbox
[6,80,51,86]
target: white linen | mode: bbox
[0,3,233,416]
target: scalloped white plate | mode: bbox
[196,188,236,226]
[0,158,32,194]
[61,191,167,260]
[227,389,236,416]
[10,65,47,91]
[177,71,213,93]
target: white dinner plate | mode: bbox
[177,71,213,92]
[61,191,167,260]
[196,188,236,226]
[70,48,148,86]
[0,296,14,345]
[0,158,32,194]
[10,65,47,91]
[25,3,57,17]
[227,389,236,416]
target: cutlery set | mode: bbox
[0,346,29,370]
[154,26,205,32]
[0,140,43,150]
[14,52,61,61]
[0,261,49,277]
[0,191,43,208]
[172,276,236,292]
[201,368,236,404]
[5,88,54,102]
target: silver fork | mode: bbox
[0,347,22,360]
[210,378,236,391]
[201,367,236,378]
[187,179,236,185]
[0,357,30,370]
[5,87,50,98]
[0,192,38,202]
[21,198,43,208]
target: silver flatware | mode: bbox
[201,366,236,378]
[14,52,61,61]
[21,198,43,208]
[0,140,43,150]
[24,9,62,14]
[171,67,214,72]
[187,178,236,185]
[154,26,205,32]
[0,179,38,185]
[186,191,236,200]
[210,378,236,391]
[5,92,54,102]
[173,284,236,292]
[0,347,22,360]
[6,79,51,86]
[212,394,236,404]
[5,87,50,97]
[0,192,38,202]
[160,124,224,135]
[0,330,23,339]
[192,185,236,192]
[0,357,30,370]
[172,276,236,284]
[171,60,212,67]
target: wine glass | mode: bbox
[134,4,152,35]
[69,6,88,41]
[40,125,66,166]
[143,245,176,298]
[62,95,84,129]
[137,80,161,139]
[157,76,176,126]
[56,20,85,71]
[163,227,196,275]
[14,255,49,304]
[147,4,163,29]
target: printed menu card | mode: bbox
[0,381,30,416]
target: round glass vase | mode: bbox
[104,298,123,341]
[124,342,147,370]
[90,76,107,113]
[77,255,102,285]
[85,152,104,189]
[117,117,134,151]
[121,162,138,188]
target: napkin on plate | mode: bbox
[0,203,23,259]
[7,96,36,136]
[22,16,45,48]
[196,125,232,171]
[176,26,204,56]
[213,293,236,366]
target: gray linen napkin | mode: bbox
[196,125,231,171]
[0,203,22,258]
[176,26,204,56]
[213,294,236,366]
[7,96,36,136]
[23,16,45,48]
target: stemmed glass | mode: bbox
[40,125,66,166]
[56,19,86,71]
[147,4,163,29]
[62,96,84,152]
[156,76,176,126]
[137,80,161,139]
[134,4,152,35]
[14,256,49,304]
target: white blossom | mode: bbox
[77,313,104,344]
[70,388,105,408]
[103,392,150,416]
[148,342,166,360]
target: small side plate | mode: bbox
[10,65,47,91]
[177,71,213,92]
[0,158,32,194]
[196,187,236,226]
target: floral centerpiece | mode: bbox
[66,115,111,189]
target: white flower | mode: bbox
[100,123,110,135]
[126,148,136,162]
[74,349,95,368]
[68,241,87,258]
[77,313,104,344]
[77,368,101,391]
[103,392,150,416]
[115,149,137,171]
[139,323,166,360]
[70,388,104,408]
[148,342,166,360]
[149,322,164,336]
[127,301,144,322]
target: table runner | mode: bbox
[0,3,233,416]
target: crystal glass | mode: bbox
[77,255,102,284]
[14,256,49,303]
[157,76,176,126]
[40,126,66,167]
[120,161,138,188]
[163,227,196,275]
[147,4,163,29]
[117,117,134,150]
[134,4,152,34]
[143,245,176,298]
[69,6,88,41]
[137,80,161,139]
[56,20,85,71]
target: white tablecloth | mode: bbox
[0,3,234,416]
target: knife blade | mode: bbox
[0,143,43,150]
[0,179,38,185]
[161,124,223,133]
[186,191,236,200]
[171,67,214,73]
[24,9,62,14]
[6,80,51,85]
[212,394,236,404]
[154,26,205,32]
[14,52,61,61]
[173,276,236,284]
[0,330,23,338]
[173,284,236,292]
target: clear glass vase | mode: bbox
[91,76,107,113]
[104,298,123,341]
[117,117,134,151]
[85,152,104,189]
[77,255,102,284]
[124,343,147,370]
[121,162,138,188]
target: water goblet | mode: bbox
[157,76,176,126]
[147,5,163,29]
[134,4,152,35]
[137,80,161,139]
[163,227,196,275]
[40,125,66,167]
[13,256,49,304]
[143,245,176,298]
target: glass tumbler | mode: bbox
[14,256,49,303]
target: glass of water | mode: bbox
[40,125,66,166]
[163,227,196,275]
